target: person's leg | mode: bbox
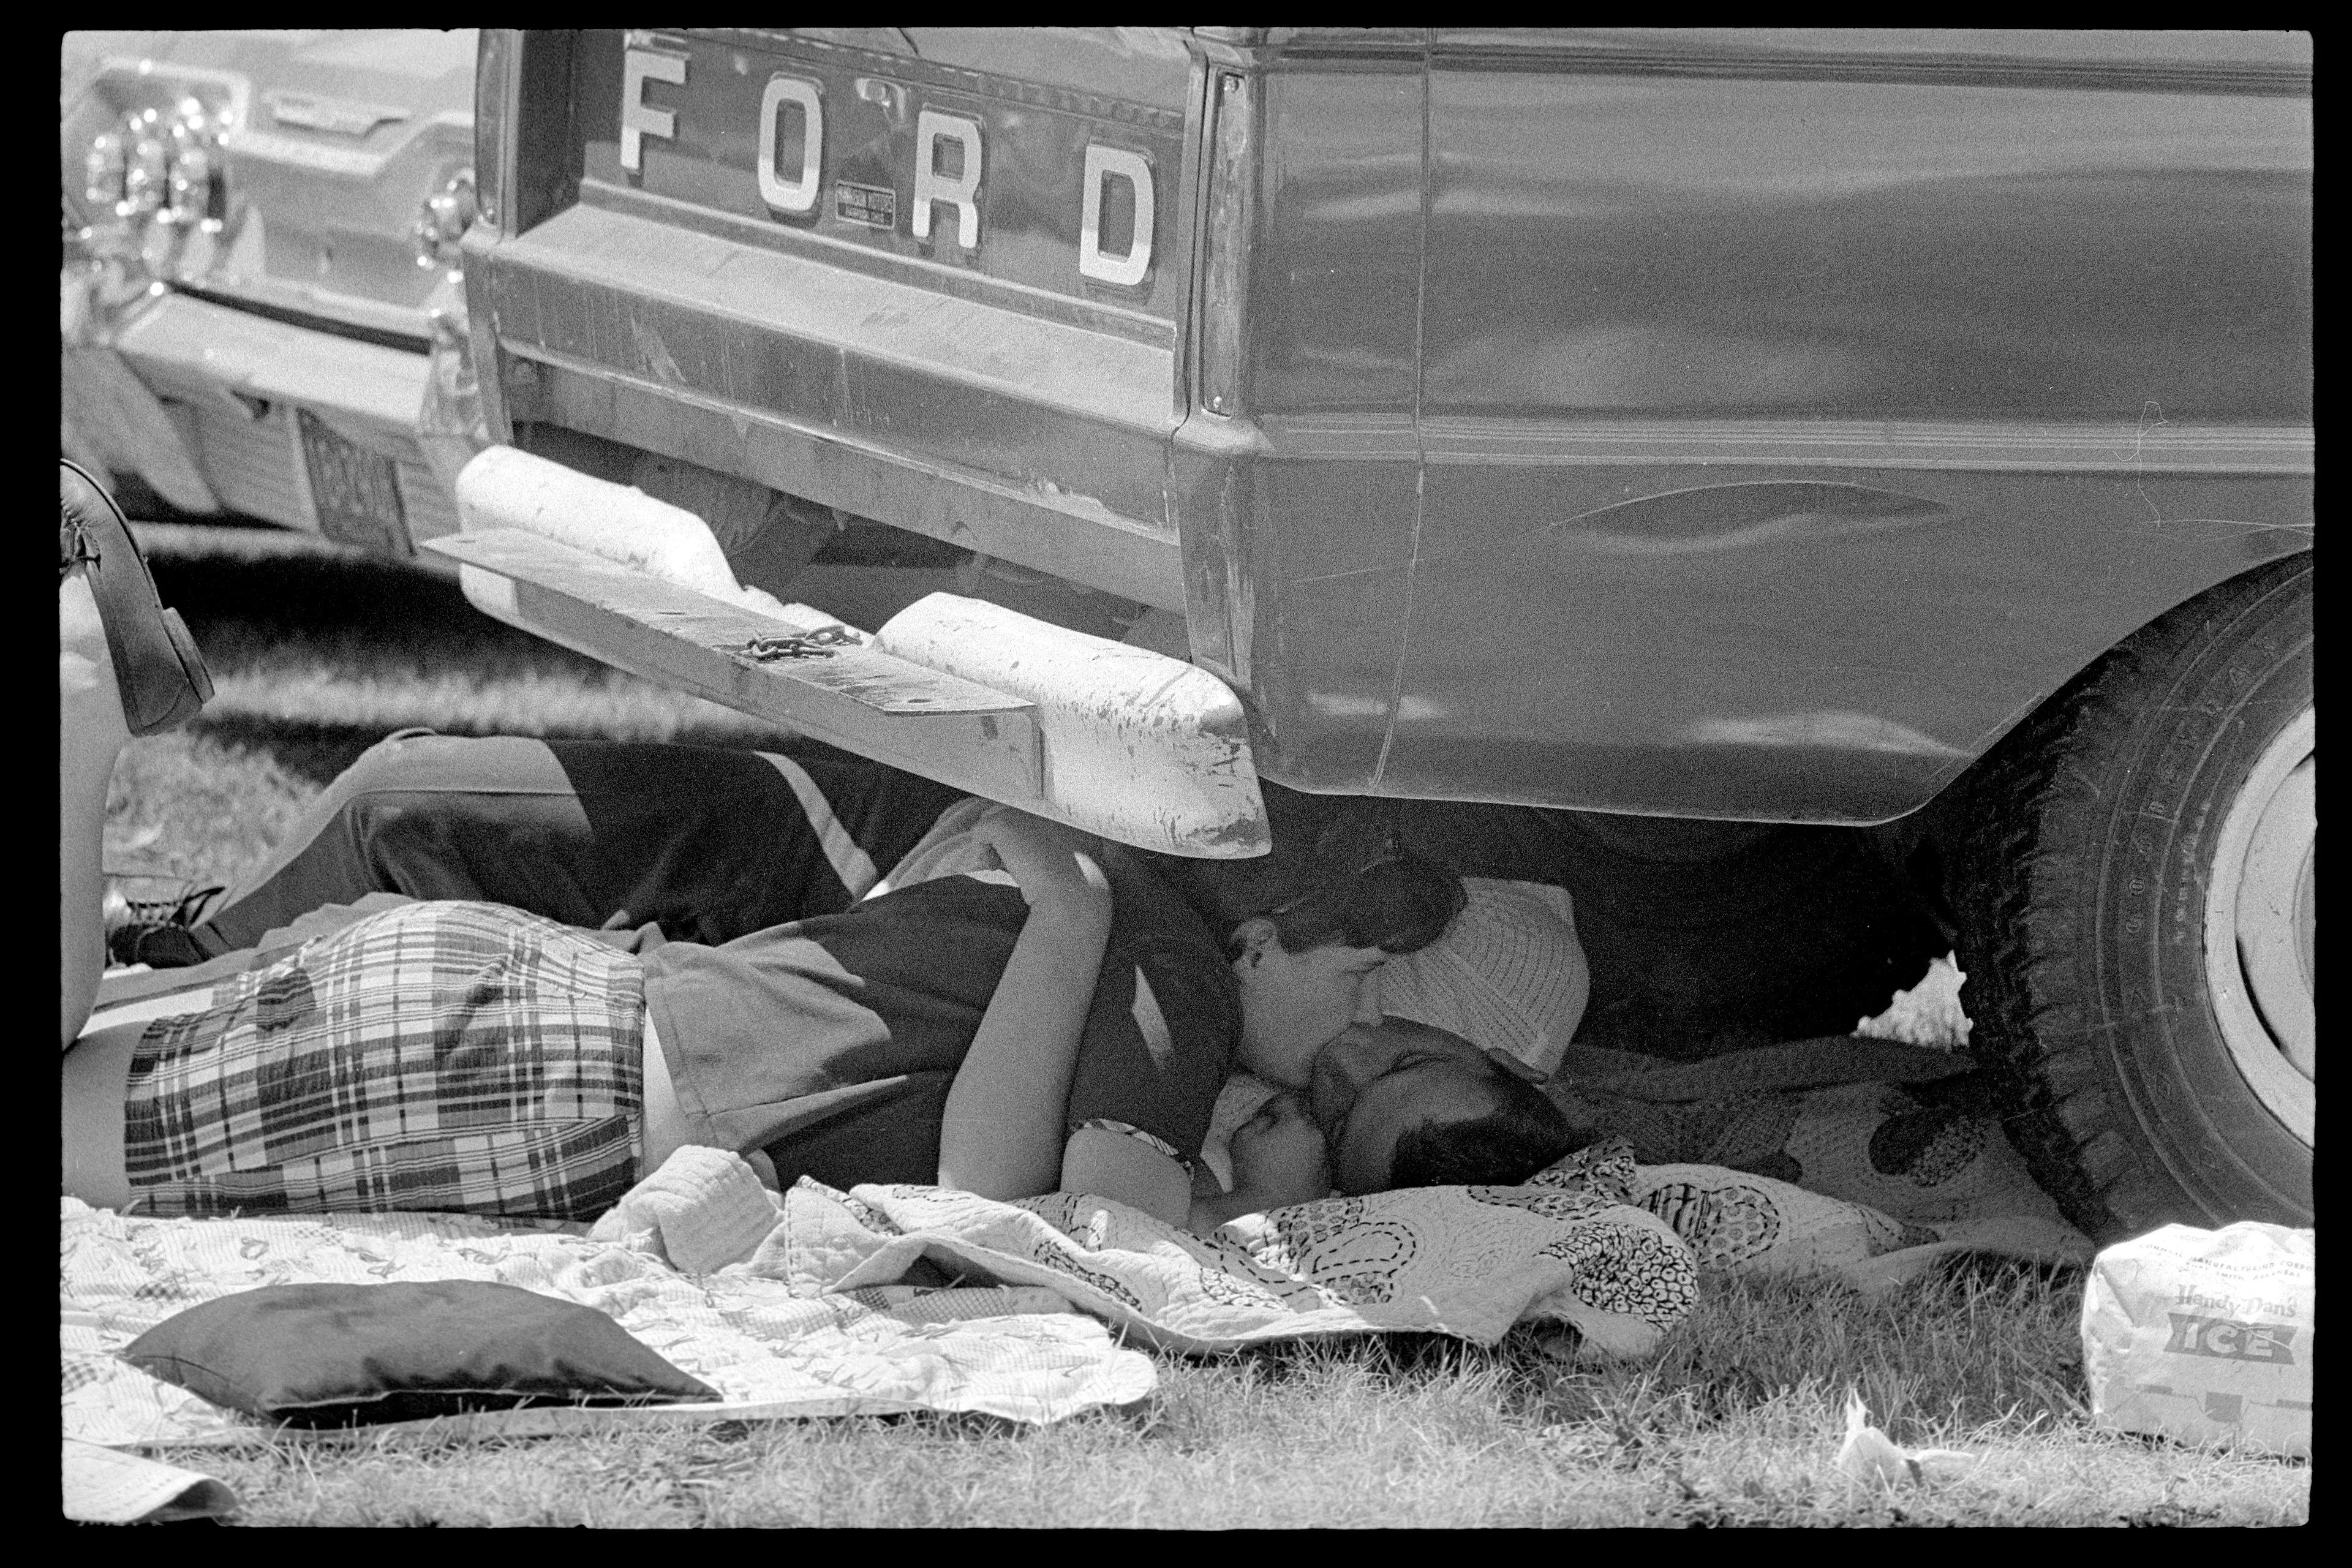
[61,568,130,1048]
[61,1014,142,1207]
[62,459,214,1019]
[203,733,854,946]
[201,736,970,952]
[749,741,972,900]
[196,733,611,949]
[581,740,968,941]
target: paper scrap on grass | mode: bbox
[1835,1390,1977,1488]
[62,1440,236,1523]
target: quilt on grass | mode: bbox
[64,1136,2086,1447]
[61,1145,1689,1444]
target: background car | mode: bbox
[61,29,485,561]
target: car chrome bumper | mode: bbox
[425,445,1268,858]
[78,287,470,549]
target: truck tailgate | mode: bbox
[477,28,1199,610]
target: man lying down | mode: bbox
[68,729,1589,1232]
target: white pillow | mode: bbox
[1376,878,1589,1078]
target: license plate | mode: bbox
[294,409,412,555]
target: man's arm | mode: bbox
[1060,1126,1343,1234]
[1060,1127,1193,1228]
[1060,1130,1314,1235]
[935,812,1114,1202]
[1189,1186,1279,1234]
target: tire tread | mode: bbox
[1951,554,2312,1240]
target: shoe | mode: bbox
[103,881,225,970]
[60,459,213,736]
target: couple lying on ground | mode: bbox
[62,461,1587,1233]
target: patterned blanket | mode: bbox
[63,1140,2087,1443]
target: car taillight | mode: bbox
[123,116,170,218]
[164,97,228,228]
[1199,71,1253,417]
[472,29,517,230]
[81,95,228,230]
[412,168,479,270]
[83,132,126,209]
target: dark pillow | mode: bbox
[121,1281,717,1427]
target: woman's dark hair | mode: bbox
[1384,1068,1587,1190]
[1258,845,1464,957]
[1150,802,1466,958]
[1242,823,1458,959]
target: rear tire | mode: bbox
[1953,553,2313,1244]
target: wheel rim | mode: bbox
[2204,706,2315,1142]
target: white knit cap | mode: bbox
[1377,878,1589,1078]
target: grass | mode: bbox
[159,1268,2308,1528]
[141,523,796,747]
[102,528,798,898]
[92,530,2310,1526]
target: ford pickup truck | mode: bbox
[441,28,2310,1244]
[61,30,486,559]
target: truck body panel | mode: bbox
[466,27,2311,826]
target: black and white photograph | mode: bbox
[62,28,2310,1527]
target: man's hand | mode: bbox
[970,809,1111,912]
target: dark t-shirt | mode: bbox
[638,846,1238,1191]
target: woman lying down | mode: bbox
[61,462,1584,1232]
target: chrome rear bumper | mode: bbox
[63,286,467,548]
[426,446,1268,858]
